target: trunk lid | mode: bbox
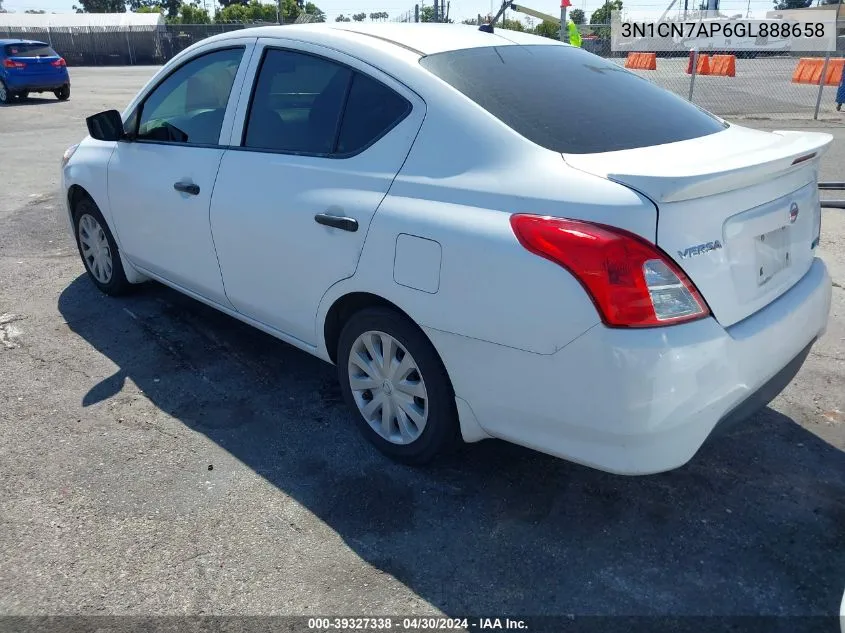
[563,125,832,327]
[11,54,62,76]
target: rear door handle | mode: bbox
[174,181,200,196]
[314,213,358,232]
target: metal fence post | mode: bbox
[813,51,832,121]
[560,4,568,43]
[688,48,698,102]
[126,26,134,65]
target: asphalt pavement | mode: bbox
[0,67,843,630]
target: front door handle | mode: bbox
[174,181,200,196]
[314,213,358,232]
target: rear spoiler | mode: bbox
[563,129,833,204]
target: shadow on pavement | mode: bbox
[58,274,845,622]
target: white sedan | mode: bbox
[61,23,832,475]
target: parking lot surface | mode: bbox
[0,67,844,623]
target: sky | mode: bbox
[0,0,804,28]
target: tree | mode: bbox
[217,0,274,22]
[74,0,127,12]
[304,1,325,21]
[352,11,365,20]
[0,0,6,11]
[26,8,47,11]
[129,0,180,19]
[335,13,350,21]
[501,17,524,31]
[590,0,621,25]
[569,8,584,24]
[773,0,811,7]
[534,19,559,38]
[174,1,209,22]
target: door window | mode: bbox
[136,47,244,146]
[243,48,411,156]
[244,49,351,155]
[335,72,411,155]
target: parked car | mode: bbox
[0,39,70,104]
[62,23,832,475]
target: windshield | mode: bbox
[4,43,58,58]
[419,45,728,154]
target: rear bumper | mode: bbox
[425,257,832,475]
[5,73,69,91]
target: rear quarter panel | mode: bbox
[316,110,660,358]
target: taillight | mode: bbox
[510,214,710,328]
[51,58,66,67]
[2,59,26,69]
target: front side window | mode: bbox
[136,47,244,146]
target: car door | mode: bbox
[209,40,425,345]
[107,40,254,306]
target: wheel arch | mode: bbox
[322,291,416,365]
[320,289,491,445]
[66,182,148,285]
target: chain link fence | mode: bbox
[2,20,844,120]
[0,23,276,66]
[580,23,845,121]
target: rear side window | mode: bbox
[4,43,57,58]
[336,73,410,155]
[419,45,728,154]
[244,49,352,155]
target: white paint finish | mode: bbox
[564,124,833,327]
[393,234,441,294]
[454,396,490,443]
[107,143,231,306]
[210,40,426,346]
[62,24,835,474]
[424,258,831,475]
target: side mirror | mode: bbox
[86,110,125,142]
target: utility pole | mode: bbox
[561,0,567,42]
[415,3,419,21]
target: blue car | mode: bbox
[0,39,70,104]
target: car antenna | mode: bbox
[479,0,513,32]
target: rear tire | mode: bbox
[0,80,10,105]
[72,195,131,296]
[55,85,70,101]
[337,307,461,465]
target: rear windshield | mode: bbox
[4,43,57,58]
[419,45,728,154]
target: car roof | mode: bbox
[208,23,564,57]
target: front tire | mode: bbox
[72,196,131,296]
[55,84,70,101]
[337,307,460,465]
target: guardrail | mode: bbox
[819,182,845,209]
